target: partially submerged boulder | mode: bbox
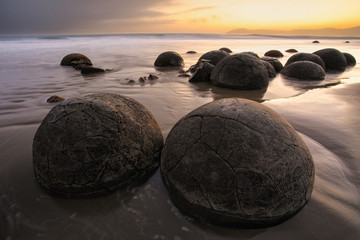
[154,51,184,67]
[33,93,164,198]
[161,98,315,228]
[313,48,347,72]
[281,61,325,80]
[260,57,284,72]
[285,53,326,70]
[198,50,230,66]
[343,52,356,67]
[264,50,284,58]
[242,52,260,58]
[210,53,269,90]
[60,53,92,66]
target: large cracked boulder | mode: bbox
[285,53,325,70]
[33,93,164,198]
[154,51,184,67]
[60,53,92,66]
[210,53,269,90]
[198,50,230,66]
[313,48,347,72]
[161,98,315,228]
[281,61,325,80]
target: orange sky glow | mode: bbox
[0,0,359,35]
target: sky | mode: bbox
[0,0,359,35]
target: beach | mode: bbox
[0,34,359,239]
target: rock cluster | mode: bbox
[161,98,315,228]
[33,93,164,198]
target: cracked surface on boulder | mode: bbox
[161,98,315,228]
[210,53,269,90]
[33,93,164,198]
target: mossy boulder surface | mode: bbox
[210,53,269,90]
[281,61,326,80]
[33,93,164,198]
[161,98,315,228]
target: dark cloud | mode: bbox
[0,0,171,34]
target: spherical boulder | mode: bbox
[198,50,230,66]
[313,48,347,72]
[343,52,356,67]
[60,53,92,66]
[154,51,184,67]
[281,61,325,80]
[33,93,164,198]
[285,53,325,70]
[261,60,277,78]
[260,57,283,72]
[161,98,315,228]
[210,53,269,90]
[264,50,284,58]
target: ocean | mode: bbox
[0,34,359,239]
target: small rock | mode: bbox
[312,40,320,43]
[139,76,147,82]
[345,41,350,43]
[47,96,65,103]
[127,79,136,84]
[148,74,159,80]
[81,66,105,75]
[178,73,190,77]
[187,51,197,54]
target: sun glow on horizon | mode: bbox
[140,0,360,34]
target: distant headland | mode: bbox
[227,26,360,38]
